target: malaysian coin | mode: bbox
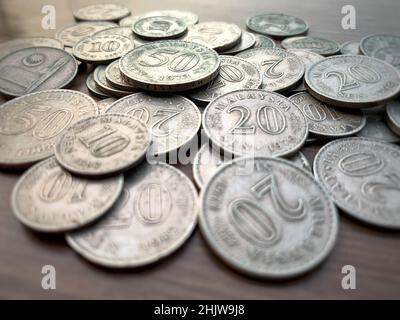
[199,156,338,279]
[120,10,199,27]
[287,151,312,172]
[133,16,187,40]
[252,33,276,49]
[203,89,308,157]
[386,100,400,135]
[237,47,304,92]
[66,162,198,268]
[105,60,137,91]
[281,36,340,56]
[0,89,97,168]
[340,41,360,55]
[11,157,123,233]
[314,137,400,229]
[119,40,220,92]
[94,65,134,97]
[0,47,78,97]
[184,21,241,52]
[106,93,201,155]
[187,55,262,103]
[246,13,308,38]
[221,31,256,55]
[92,26,149,49]
[97,98,117,114]
[289,92,366,137]
[86,72,109,99]
[55,114,151,177]
[356,115,400,143]
[73,35,133,64]
[64,47,83,68]
[305,55,400,108]
[73,4,130,22]
[0,37,63,60]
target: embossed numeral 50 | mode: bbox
[139,49,200,72]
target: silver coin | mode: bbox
[237,47,304,92]
[203,89,308,157]
[73,4,131,22]
[106,92,201,156]
[340,41,360,55]
[0,37,63,60]
[133,16,187,40]
[356,115,400,143]
[200,156,338,279]
[66,162,198,268]
[386,100,400,136]
[252,33,276,49]
[119,40,220,92]
[314,137,400,229]
[0,47,78,97]
[287,151,312,172]
[222,32,256,55]
[94,65,134,98]
[97,98,117,114]
[246,13,308,38]
[305,55,400,108]
[281,36,340,56]
[289,92,366,137]
[11,157,123,233]
[105,60,138,91]
[86,72,109,99]
[92,26,135,44]
[120,10,198,27]
[187,55,262,103]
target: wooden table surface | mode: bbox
[1,0,400,299]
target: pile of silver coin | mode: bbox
[0,4,399,279]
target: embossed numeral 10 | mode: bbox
[89,41,120,52]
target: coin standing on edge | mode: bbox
[133,16,188,40]
[386,100,400,136]
[73,4,131,22]
[222,31,256,55]
[281,36,340,56]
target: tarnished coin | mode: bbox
[222,32,256,55]
[314,137,400,229]
[0,47,78,97]
[133,16,187,40]
[11,157,123,233]
[200,156,338,279]
[73,35,133,64]
[106,93,201,155]
[237,47,304,92]
[105,60,137,91]
[119,40,220,92]
[73,4,130,22]
[252,33,276,49]
[305,55,400,108]
[386,100,400,135]
[203,89,308,157]
[120,10,199,27]
[360,34,400,71]
[86,72,109,99]
[289,92,366,137]
[94,65,134,97]
[184,21,241,52]
[66,162,198,268]
[356,115,400,143]
[281,36,340,56]
[56,22,117,47]
[55,114,151,177]
[187,55,262,103]
[340,41,360,55]
[0,89,97,168]
[0,37,63,60]
[97,98,117,114]
[246,13,308,38]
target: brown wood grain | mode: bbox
[1,0,400,299]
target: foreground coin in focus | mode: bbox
[0,37,63,60]
[221,31,256,55]
[386,100,400,136]
[356,115,400,143]
[340,41,360,55]
[133,16,187,40]
[281,36,340,56]
[73,4,130,22]
[120,10,199,27]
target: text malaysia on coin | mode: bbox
[120,10,199,27]
[66,162,198,268]
[203,89,308,157]
[133,16,187,40]
[55,114,151,177]
[11,157,123,233]
[281,36,340,56]
[305,55,400,108]
[119,40,220,92]
[106,93,201,155]
[199,156,338,279]
[73,4,130,22]
[386,100,400,135]
[0,37,63,60]
[314,137,400,229]
[0,90,97,168]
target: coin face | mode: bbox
[0,90,97,168]
[356,115,400,143]
[203,89,308,157]
[305,55,400,108]
[97,98,117,114]
[281,36,340,56]
[92,26,137,45]
[0,47,78,97]
[86,72,109,99]
[314,137,400,229]
[187,55,262,103]
[252,33,276,49]
[55,114,151,177]
[105,60,137,91]
[133,16,187,40]
[73,4,130,22]
[340,41,360,55]
[386,100,400,135]
[222,32,256,55]
[11,157,123,232]
[73,35,133,64]
[119,40,220,92]
[66,162,198,268]
[120,10,199,27]
[236,48,304,92]
[106,93,201,155]
[246,13,308,38]
[94,65,134,97]
[0,37,63,60]
[184,22,241,52]
[289,92,366,137]
[199,156,338,279]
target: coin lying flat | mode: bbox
[94,65,134,97]
[133,16,187,40]
[252,34,276,49]
[0,37,63,60]
[66,162,198,268]
[105,60,137,91]
[0,47,78,97]
[11,157,123,233]
[305,55,400,108]
[340,41,360,55]
[0,90,97,168]
[106,93,201,156]
[119,40,220,92]
[386,100,400,136]
[356,115,400,143]
[281,36,340,56]
[289,92,366,138]
[246,13,308,38]
[222,31,256,55]
[314,137,400,229]
[97,98,117,114]
[92,26,136,45]
[187,55,262,103]
[120,10,199,27]
[203,89,308,157]
[200,156,338,279]
[73,4,131,22]
[55,114,151,177]
[236,47,304,92]
[86,72,109,99]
